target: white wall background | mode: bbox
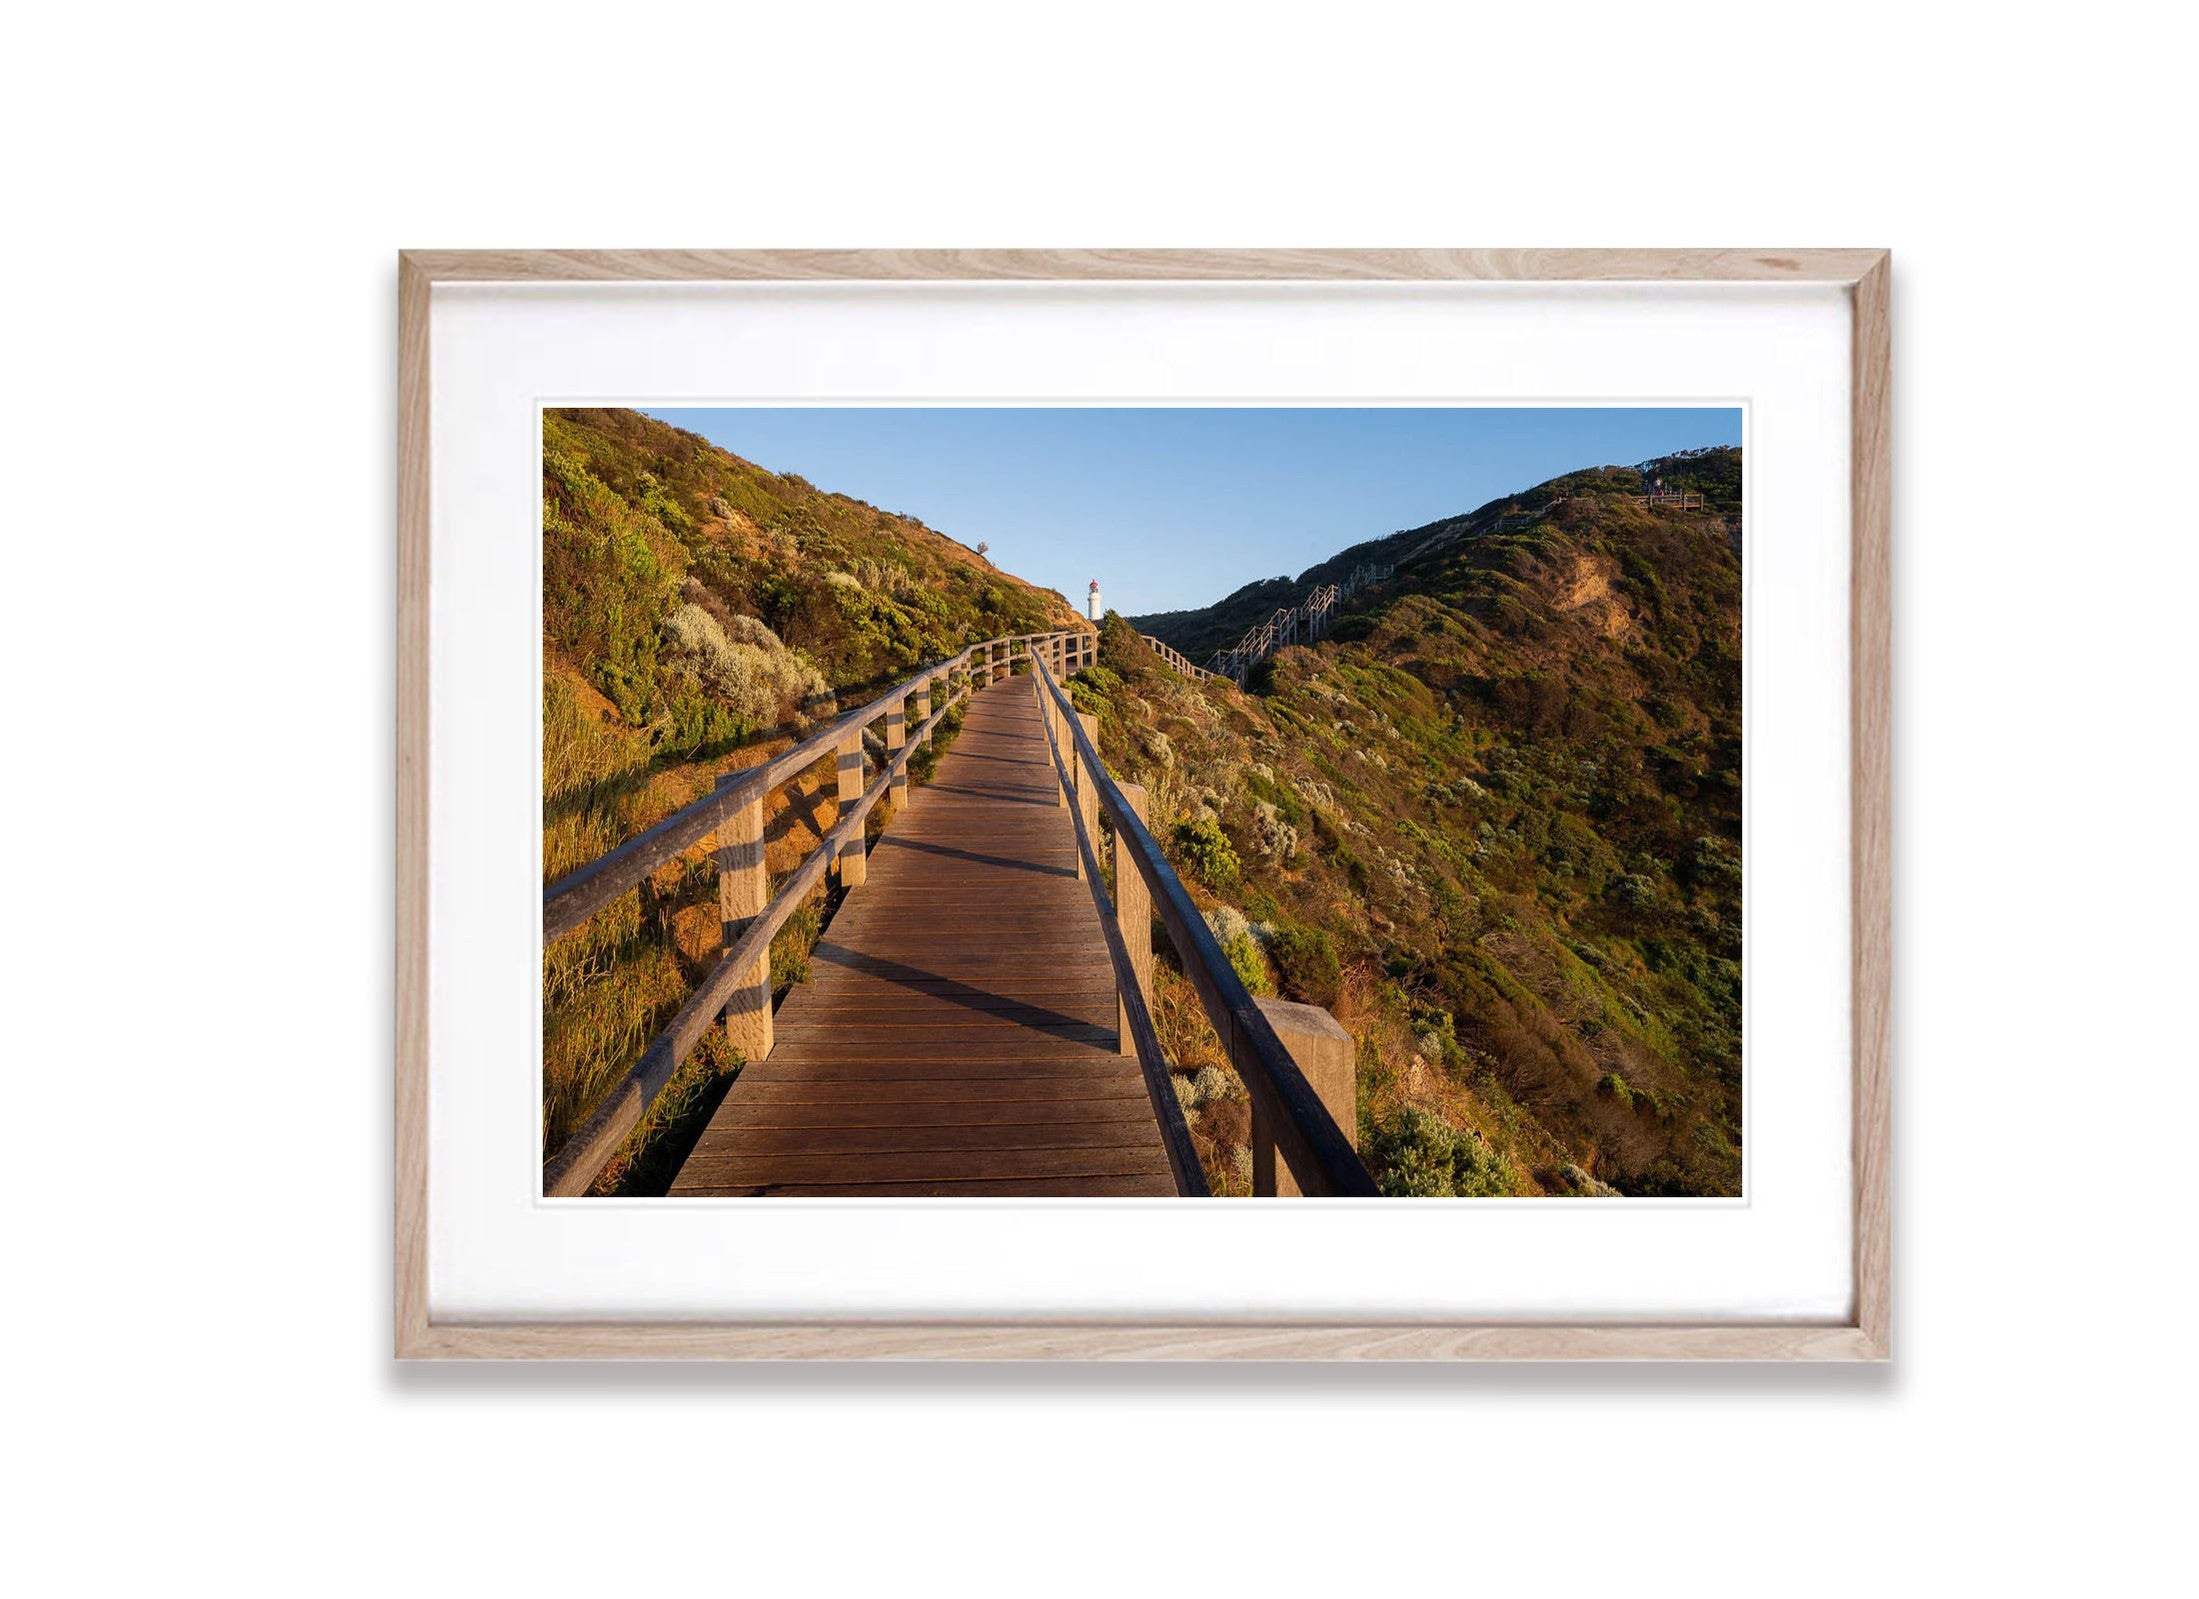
[6,3,2190,1593]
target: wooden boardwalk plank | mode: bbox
[688,1121,1174,1159]
[744,1062,1148,1082]
[681,1145,1175,1186]
[711,1098,1157,1129]
[702,1175,1179,1198]
[777,992,1116,1022]
[671,674,1172,1198]
[728,1080,1152,1107]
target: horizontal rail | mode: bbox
[542,682,970,1195]
[1029,656,1378,1197]
[543,661,955,942]
[1139,634,1221,683]
[1032,688,1209,1195]
[542,627,1093,943]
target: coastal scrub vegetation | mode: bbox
[540,410,1743,1201]
[1109,448,1743,1196]
[541,408,1078,1190]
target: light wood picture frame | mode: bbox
[397,248,1890,1360]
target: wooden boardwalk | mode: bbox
[670,674,1175,1197]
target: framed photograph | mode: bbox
[397,249,1889,1359]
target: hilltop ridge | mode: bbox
[1130,447,1739,666]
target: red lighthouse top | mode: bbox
[1089,579,1100,591]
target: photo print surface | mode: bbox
[541,405,1743,1200]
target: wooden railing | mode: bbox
[1205,561,1392,683]
[1139,634,1223,683]
[540,626,1097,1195]
[1028,654,1379,1197]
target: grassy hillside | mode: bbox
[541,407,1082,1191]
[1079,448,1743,1196]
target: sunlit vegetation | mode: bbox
[1104,447,1743,1196]
[540,408,1079,1191]
[542,414,1743,1201]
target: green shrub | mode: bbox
[1267,924,1341,1007]
[1200,905,1271,994]
[1243,768,1307,827]
[1068,662,1123,711]
[1412,1006,1461,1068]
[1222,930,1271,996]
[1363,1107,1517,1198]
[1174,814,1240,888]
[660,603,830,731]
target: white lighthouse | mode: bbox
[1087,579,1103,622]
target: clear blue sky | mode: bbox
[644,406,1741,617]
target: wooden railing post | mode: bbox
[1072,712,1100,881]
[836,727,867,888]
[1248,998,1357,1197]
[1113,781,1152,1059]
[714,772,772,1064]
[886,692,909,812]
